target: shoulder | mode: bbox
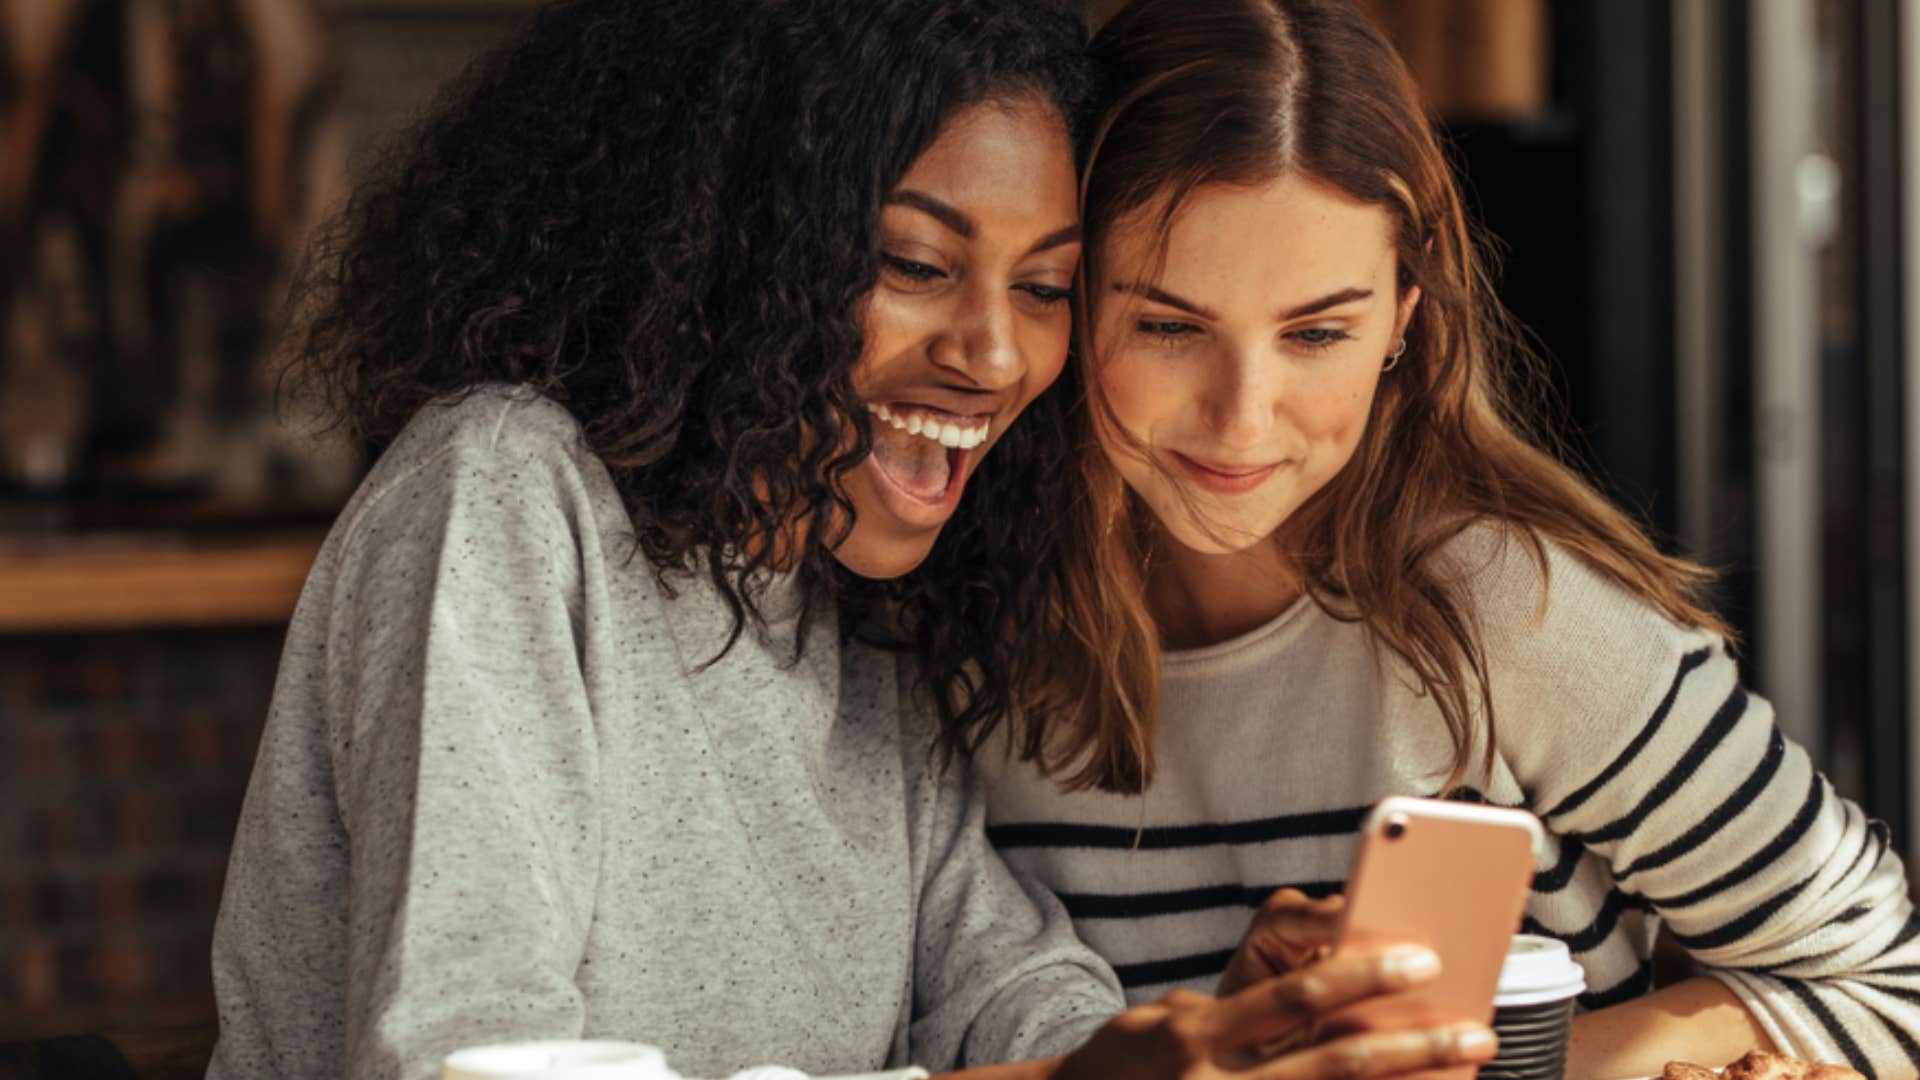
[1422,521,1729,762]
[1432,520,1715,656]
[370,383,595,490]
[335,384,612,546]
[304,384,644,639]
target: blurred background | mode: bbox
[0,0,1913,1048]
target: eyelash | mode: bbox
[1137,319,1198,346]
[883,255,944,282]
[1291,327,1352,350]
[1132,321,1356,350]
[884,255,1071,307]
[1020,284,1072,306]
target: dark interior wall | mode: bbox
[1447,0,1676,545]
[1,0,540,1043]
[1465,0,1909,835]
[1,629,282,1040]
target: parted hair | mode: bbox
[944,0,1727,794]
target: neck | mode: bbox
[1146,528,1302,649]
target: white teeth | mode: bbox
[866,403,989,450]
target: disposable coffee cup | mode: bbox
[441,1040,674,1080]
[1479,934,1585,1080]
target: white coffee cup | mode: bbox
[440,1040,675,1080]
[1482,935,1587,1080]
[1494,934,1587,1009]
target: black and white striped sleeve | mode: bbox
[1476,537,1920,1077]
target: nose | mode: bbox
[929,281,1024,392]
[1201,346,1278,451]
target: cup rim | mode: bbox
[1494,933,1587,1007]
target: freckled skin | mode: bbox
[1092,172,1420,560]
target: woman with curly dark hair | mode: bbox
[205,1,1501,1078]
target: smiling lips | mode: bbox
[865,397,1283,514]
[1171,451,1283,495]
[860,401,995,523]
[869,402,991,449]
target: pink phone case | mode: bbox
[1323,796,1543,1078]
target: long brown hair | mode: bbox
[960,0,1728,795]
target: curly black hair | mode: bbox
[293,0,1094,714]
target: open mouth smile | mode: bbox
[857,401,997,526]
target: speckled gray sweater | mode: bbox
[207,386,1122,1080]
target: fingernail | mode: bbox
[1455,1027,1497,1059]
[1383,945,1440,982]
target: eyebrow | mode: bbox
[1281,287,1374,320]
[1112,283,1376,322]
[887,189,1081,255]
[1112,283,1217,320]
[1028,224,1083,255]
[888,190,974,238]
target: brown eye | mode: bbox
[1018,283,1071,306]
[882,255,945,283]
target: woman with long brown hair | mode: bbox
[964,1,1920,1076]
[204,0,1506,1076]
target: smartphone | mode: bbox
[1321,796,1543,1067]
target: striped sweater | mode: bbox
[976,527,1920,1077]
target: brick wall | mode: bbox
[0,628,284,1041]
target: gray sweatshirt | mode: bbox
[207,385,1122,1080]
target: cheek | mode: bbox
[1303,363,1382,452]
[1096,349,1178,439]
[853,290,928,386]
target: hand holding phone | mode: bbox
[1217,888,1346,997]
[1321,796,1543,1070]
[1051,945,1497,1080]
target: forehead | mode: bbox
[1112,173,1399,303]
[891,96,1078,222]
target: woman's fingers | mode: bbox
[1261,892,1344,958]
[1256,889,1344,945]
[1056,949,1473,1080]
[1219,890,1349,994]
[1249,1023,1498,1080]
[1209,944,1442,1049]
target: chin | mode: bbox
[831,530,941,580]
[1165,528,1264,557]
[1159,508,1281,557]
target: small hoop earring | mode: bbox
[1382,338,1407,372]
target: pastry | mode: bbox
[1659,1049,1865,1080]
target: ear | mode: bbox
[1392,284,1422,342]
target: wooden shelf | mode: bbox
[0,533,325,633]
